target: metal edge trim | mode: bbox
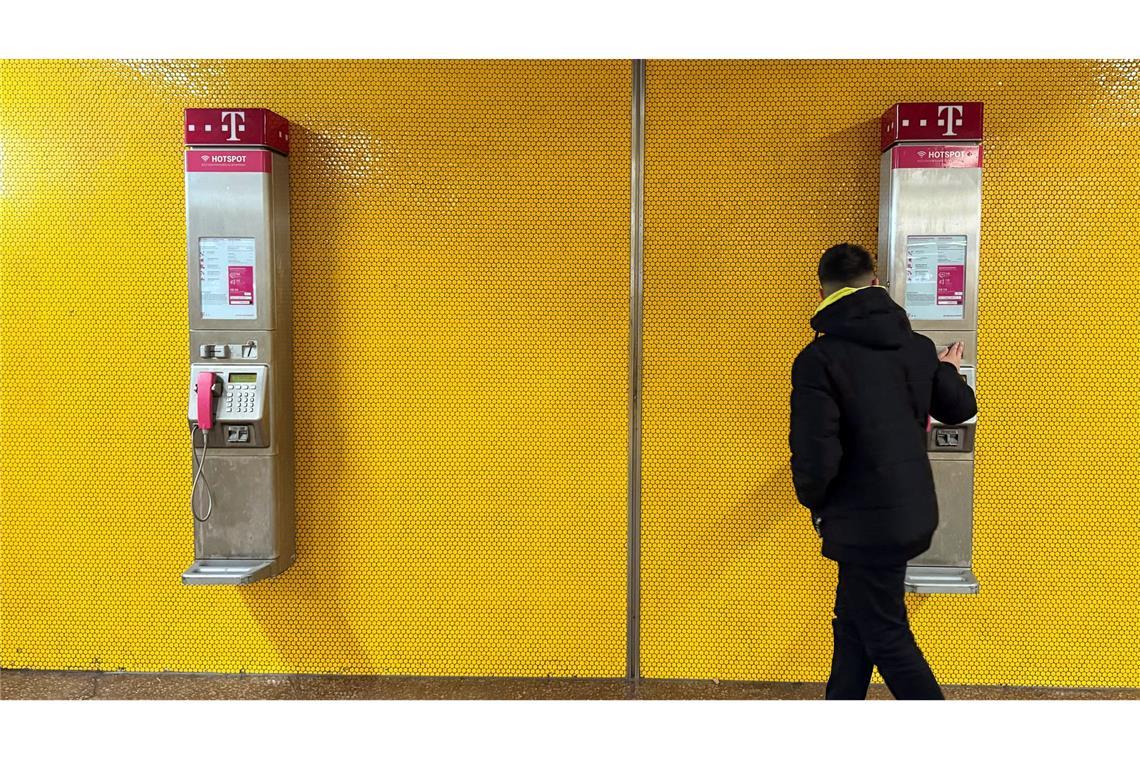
[626,58,646,680]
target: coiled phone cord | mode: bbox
[190,423,214,522]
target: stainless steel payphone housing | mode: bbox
[877,102,983,594]
[183,108,295,585]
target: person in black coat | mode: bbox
[789,242,977,700]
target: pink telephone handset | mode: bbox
[192,371,220,521]
[196,371,219,430]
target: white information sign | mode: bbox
[199,237,256,320]
[905,235,967,321]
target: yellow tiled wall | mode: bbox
[640,60,1140,687]
[2,60,1137,688]
[0,60,630,675]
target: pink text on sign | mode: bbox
[937,264,965,305]
[228,266,254,306]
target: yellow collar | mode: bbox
[814,285,879,315]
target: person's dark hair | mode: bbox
[818,243,875,288]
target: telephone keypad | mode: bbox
[222,383,259,420]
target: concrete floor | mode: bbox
[2,670,1136,700]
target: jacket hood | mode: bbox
[809,286,911,349]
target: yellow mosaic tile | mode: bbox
[0,60,630,676]
[641,59,1140,688]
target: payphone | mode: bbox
[877,102,983,594]
[183,108,295,585]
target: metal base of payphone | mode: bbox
[905,566,980,595]
[181,558,290,586]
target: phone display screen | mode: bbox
[228,373,257,384]
[904,234,967,321]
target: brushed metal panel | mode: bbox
[185,148,294,579]
[881,146,982,584]
[185,152,277,332]
[883,163,982,334]
[192,454,284,559]
[912,459,975,567]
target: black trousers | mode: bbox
[826,561,944,700]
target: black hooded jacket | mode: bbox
[789,287,977,565]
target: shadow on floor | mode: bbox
[1,670,1136,700]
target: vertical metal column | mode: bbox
[627,59,646,680]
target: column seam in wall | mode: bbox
[627,58,646,681]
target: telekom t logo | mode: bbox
[937,105,964,136]
[220,111,246,141]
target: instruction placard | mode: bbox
[905,235,967,321]
[199,237,256,320]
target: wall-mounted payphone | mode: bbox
[877,102,983,594]
[183,108,295,585]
